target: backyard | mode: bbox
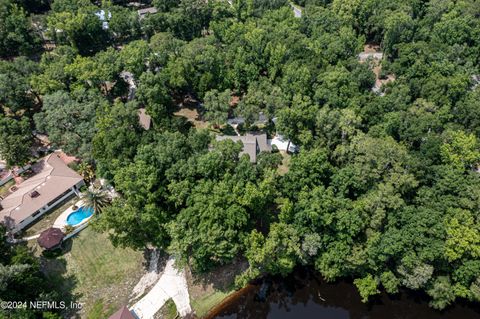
[42,227,145,318]
[0,179,15,198]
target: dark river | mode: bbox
[208,268,480,319]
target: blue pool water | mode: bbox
[66,206,94,226]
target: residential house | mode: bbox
[138,108,152,130]
[215,133,271,163]
[0,153,84,234]
[137,7,158,19]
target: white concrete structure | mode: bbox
[358,52,384,61]
[131,258,192,319]
[291,4,302,18]
[270,135,298,153]
[53,199,93,231]
[0,153,84,234]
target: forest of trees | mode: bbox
[1,0,480,316]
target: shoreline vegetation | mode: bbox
[186,259,248,318]
[202,284,255,319]
[201,268,480,319]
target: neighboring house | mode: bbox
[109,306,135,319]
[215,133,271,163]
[0,153,85,234]
[227,113,268,126]
[137,7,158,19]
[138,108,152,130]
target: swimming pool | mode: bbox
[66,206,94,226]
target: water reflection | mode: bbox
[210,268,480,319]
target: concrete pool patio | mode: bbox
[53,199,93,230]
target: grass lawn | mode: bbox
[187,260,247,318]
[191,288,235,318]
[0,179,15,198]
[174,107,209,129]
[42,227,145,318]
[277,151,291,176]
[156,298,178,319]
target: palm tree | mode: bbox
[80,187,110,214]
[77,162,95,185]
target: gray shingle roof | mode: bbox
[215,133,271,163]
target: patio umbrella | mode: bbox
[37,227,65,250]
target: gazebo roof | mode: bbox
[109,305,135,319]
[37,227,64,249]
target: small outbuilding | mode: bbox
[37,227,65,250]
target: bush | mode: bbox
[64,225,75,234]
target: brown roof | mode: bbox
[37,227,64,249]
[0,153,83,229]
[215,133,271,163]
[109,306,135,319]
[138,108,152,130]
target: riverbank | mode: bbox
[204,267,480,319]
[185,259,247,318]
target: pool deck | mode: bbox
[53,200,93,230]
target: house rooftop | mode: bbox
[138,108,152,130]
[137,7,158,17]
[215,133,271,163]
[0,153,83,230]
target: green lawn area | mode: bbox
[0,179,14,198]
[43,227,145,318]
[191,288,235,318]
[187,260,246,318]
[277,151,291,176]
[158,298,178,319]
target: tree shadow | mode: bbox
[189,258,249,293]
[40,240,83,318]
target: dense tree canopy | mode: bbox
[0,226,64,318]
[0,0,39,58]
[2,0,480,312]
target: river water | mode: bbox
[209,268,480,319]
